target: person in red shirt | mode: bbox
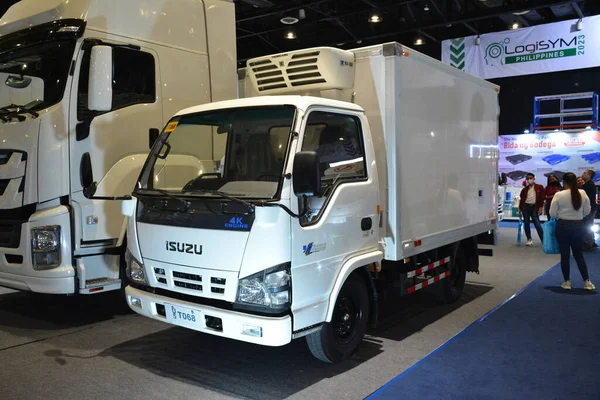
[544,174,562,218]
[519,173,545,246]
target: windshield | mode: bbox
[0,40,76,111]
[138,106,296,199]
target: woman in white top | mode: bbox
[549,172,595,291]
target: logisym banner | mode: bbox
[441,15,599,79]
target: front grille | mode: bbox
[0,180,9,196]
[0,150,26,165]
[0,204,36,248]
[153,267,227,297]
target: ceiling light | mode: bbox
[284,31,296,40]
[513,10,531,16]
[413,36,425,46]
[576,19,583,31]
[280,16,299,25]
[424,4,430,11]
[298,9,306,20]
[368,14,382,23]
[509,21,522,30]
[475,36,481,45]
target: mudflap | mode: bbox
[462,235,481,274]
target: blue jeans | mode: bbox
[522,204,543,242]
[555,220,589,281]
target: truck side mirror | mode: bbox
[88,45,113,112]
[292,151,322,197]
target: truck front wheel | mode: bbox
[306,274,369,363]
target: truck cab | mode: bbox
[0,0,236,295]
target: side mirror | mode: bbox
[292,151,322,197]
[88,45,113,112]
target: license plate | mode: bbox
[165,303,201,329]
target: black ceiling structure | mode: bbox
[234,0,600,66]
[1,1,598,67]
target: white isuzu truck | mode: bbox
[0,0,236,294]
[123,43,500,363]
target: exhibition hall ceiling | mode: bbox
[1,1,599,66]
[233,0,600,65]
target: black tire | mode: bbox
[306,274,369,363]
[437,245,467,304]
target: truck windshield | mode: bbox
[138,106,296,199]
[0,40,76,111]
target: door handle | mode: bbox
[149,128,160,149]
[361,217,372,231]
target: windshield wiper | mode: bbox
[0,103,39,123]
[190,189,256,213]
[144,188,191,211]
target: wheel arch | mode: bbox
[325,250,383,323]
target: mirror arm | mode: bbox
[82,39,140,51]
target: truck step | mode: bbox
[81,278,122,295]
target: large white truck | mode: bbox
[123,43,500,363]
[0,0,237,295]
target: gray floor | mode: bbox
[0,228,559,400]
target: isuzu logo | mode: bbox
[166,241,202,255]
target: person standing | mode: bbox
[581,169,598,250]
[549,172,595,290]
[519,173,544,246]
[544,174,561,218]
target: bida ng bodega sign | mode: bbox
[441,15,600,79]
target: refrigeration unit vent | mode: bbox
[246,47,355,95]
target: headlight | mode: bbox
[236,263,291,311]
[31,226,61,270]
[125,249,148,285]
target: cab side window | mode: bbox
[300,111,366,225]
[78,46,156,121]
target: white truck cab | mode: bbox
[124,43,500,362]
[0,0,236,295]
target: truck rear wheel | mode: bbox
[306,274,369,363]
[437,245,467,304]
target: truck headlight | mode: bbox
[236,263,291,311]
[31,226,61,270]
[125,249,148,285]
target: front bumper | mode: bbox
[126,285,293,347]
[0,205,75,294]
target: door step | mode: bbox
[81,278,122,294]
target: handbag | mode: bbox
[542,218,560,254]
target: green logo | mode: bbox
[449,38,465,70]
[484,35,585,66]
[485,39,509,66]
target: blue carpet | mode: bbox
[367,251,600,400]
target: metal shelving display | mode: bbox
[531,91,599,133]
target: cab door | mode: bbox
[68,36,163,251]
[290,108,379,329]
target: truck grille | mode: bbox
[154,267,227,297]
[0,180,9,196]
[0,204,36,249]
